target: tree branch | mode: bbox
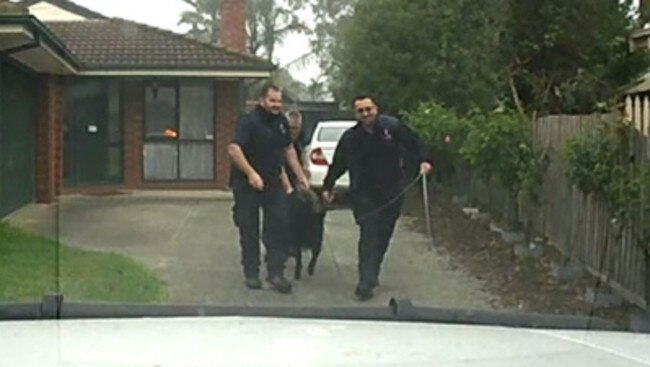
[508,69,525,116]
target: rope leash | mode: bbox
[422,172,434,244]
[256,173,435,252]
[357,173,429,222]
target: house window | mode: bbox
[143,82,215,181]
[145,86,177,140]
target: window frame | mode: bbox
[142,80,216,182]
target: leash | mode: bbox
[421,172,434,244]
[357,173,429,222]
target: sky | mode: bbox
[71,0,321,84]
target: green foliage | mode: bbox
[562,121,650,249]
[329,0,503,113]
[461,109,545,197]
[402,102,470,158]
[327,0,650,115]
[402,102,472,184]
[562,122,618,195]
[499,0,649,114]
[0,0,28,15]
[403,102,547,203]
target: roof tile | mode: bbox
[43,19,272,71]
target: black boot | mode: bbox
[267,274,292,294]
[354,282,374,301]
[245,277,262,290]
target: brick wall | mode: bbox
[122,80,144,188]
[35,75,63,203]
[215,80,240,189]
[36,79,241,196]
[220,0,247,53]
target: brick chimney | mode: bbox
[220,0,247,53]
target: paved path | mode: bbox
[6,191,499,309]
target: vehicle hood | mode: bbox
[2,316,649,366]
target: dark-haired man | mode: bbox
[322,95,432,301]
[228,84,309,294]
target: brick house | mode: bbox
[0,0,271,217]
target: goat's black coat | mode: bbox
[287,190,326,279]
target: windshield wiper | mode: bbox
[0,294,629,333]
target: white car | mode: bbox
[303,120,356,192]
[3,316,650,366]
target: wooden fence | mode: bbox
[465,114,649,308]
[625,94,650,137]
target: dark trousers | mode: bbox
[232,185,289,278]
[351,193,403,285]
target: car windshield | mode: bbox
[317,126,350,142]
[2,0,650,341]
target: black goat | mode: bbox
[287,189,327,280]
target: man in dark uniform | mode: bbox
[228,84,309,294]
[322,95,432,301]
[284,109,307,189]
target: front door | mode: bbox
[64,79,122,186]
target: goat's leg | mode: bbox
[294,249,302,280]
[307,247,320,276]
[308,213,325,276]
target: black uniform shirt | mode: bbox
[230,105,291,189]
[322,114,431,202]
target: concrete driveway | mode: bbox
[6,191,499,309]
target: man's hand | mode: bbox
[282,179,294,195]
[420,162,433,175]
[280,168,293,194]
[286,145,309,190]
[322,190,334,204]
[248,172,264,191]
[298,175,310,190]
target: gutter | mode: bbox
[77,69,272,78]
[0,14,79,70]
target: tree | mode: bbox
[1,0,28,14]
[247,0,307,61]
[640,0,650,27]
[246,69,309,101]
[326,0,649,115]
[178,0,221,44]
[179,0,306,62]
[303,0,356,72]
[500,0,649,115]
[306,77,327,101]
[329,0,503,113]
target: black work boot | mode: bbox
[354,282,374,301]
[267,274,292,294]
[245,277,262,290]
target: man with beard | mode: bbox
[228,84,309,293]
